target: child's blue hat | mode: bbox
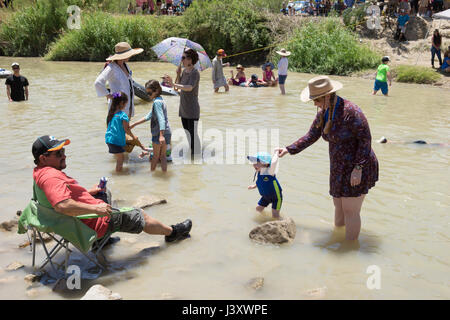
[247,152,272,164]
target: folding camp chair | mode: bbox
[18,182,115,279]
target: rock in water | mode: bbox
[246,277,264,290]
[0,220,18,232]
[133,195,167,209]
[249,218,296,245]
[5,261,24,271]
[81,284,122,300]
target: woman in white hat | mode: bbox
[276,48,291,95]
[94,42,144,118]
[277,76,379,241]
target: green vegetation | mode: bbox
[272,18,380,75]
[45,12,185,61]
[183,0,271,64]
[393,65,441,84]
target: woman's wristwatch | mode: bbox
[354,164,362,170]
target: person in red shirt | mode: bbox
[31,135,192,242]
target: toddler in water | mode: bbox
[105,92,144,172]
[247,152,283,219]
[131,80,172,172]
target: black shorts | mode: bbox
[107,143,125,154]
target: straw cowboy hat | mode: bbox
[236,64,245,70]
[276,48,291,57]
[106,42,144,61]
[300,76,343,102]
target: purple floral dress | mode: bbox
[286,96,379,198]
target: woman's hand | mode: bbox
[350,167,362,187]
[275,147,289,158]
[159,135,166,145]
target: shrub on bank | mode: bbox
[183,0,271,64]
[272,18,380,76]
[45,12,186,61]
[393,65,441,84]
[0,0,67,56]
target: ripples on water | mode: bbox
[0,58,448,299]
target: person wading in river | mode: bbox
[95,42,143,118]
[277,76,379,241]
[6,62,29,102]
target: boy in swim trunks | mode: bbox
[247,152,282,219]
[373,56,392,96]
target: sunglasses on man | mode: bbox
[43,149,65,158]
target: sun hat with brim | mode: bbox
[276,48,291,57]
[261,62,275,71]
[236,64,245,71]
[11,62,20,68]
[32,135,70,161]
[300,76,343,103]
[106,42,144,61]
[247,152,272,165]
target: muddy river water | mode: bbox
[0,57,448,299]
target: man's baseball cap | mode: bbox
[32,135,70,161]
[217,49,227,57]
[11,62,19,68]
[247,152,272,165]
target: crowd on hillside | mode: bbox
[281,0,448,17]
[128,0,193,15]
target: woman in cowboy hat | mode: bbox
[276,48,291,95]
[228,64,247,86]
[277,76,379,242]
[95,42,144,118]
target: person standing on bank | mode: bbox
[277,76,379,241]
[166,49,202,158]
[212,49,230,93]
[95,42,143,118]
[6,62,29,102]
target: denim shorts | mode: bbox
[152,133,172,145]
[107,143,125,154]
[278,74,287,85]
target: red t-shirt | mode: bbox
[33,166,110,238]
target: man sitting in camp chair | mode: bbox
[26,135,192,246]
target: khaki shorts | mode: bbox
[108,207,145,234]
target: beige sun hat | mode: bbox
[106,42,144,61]
[300,76,343,102]
[276,48,291,57]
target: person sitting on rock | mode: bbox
[397,9,410,42]
[31,135,192,243]
[247,152,283,219]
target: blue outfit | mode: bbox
[145,97,172,145]
[397,14,409,27]
[441,57,449,70]
[105,110,129,148]
[255,171,283,210]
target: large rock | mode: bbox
[249,218,296,245]
[405,16,429,41]
[132,195,167,209]
[81,284,122,300]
